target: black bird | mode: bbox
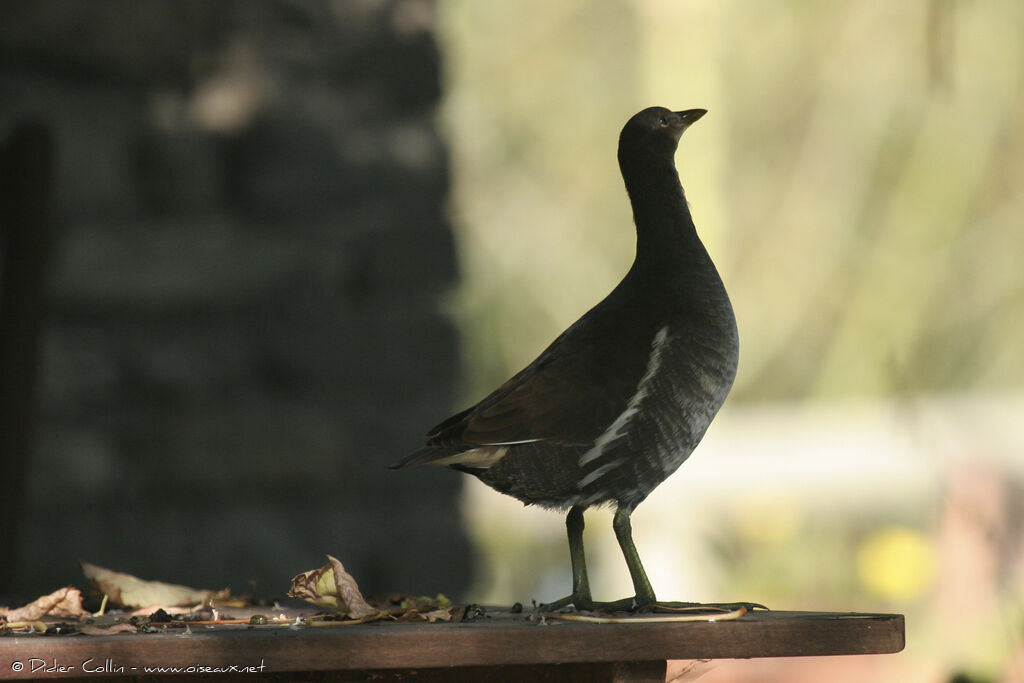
[393,107,738,611]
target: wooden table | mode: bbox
[0,608,904,682]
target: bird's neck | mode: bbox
[620,156,707,270]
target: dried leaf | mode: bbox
[420,608,452,623]
[79,622,139,636]
[400,593,452,610]
[2,620,50,633]
[288,555,377,619]
[81,561,230,609]
[0,587,84,621]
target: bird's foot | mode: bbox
[539,593,595,612]
[639,600,769,614]
[539,594,655,613]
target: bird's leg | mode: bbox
[540,505,594,611]
[609,507,768,614]
[612,505,657,608]
[566,505,592,603]
[547,506,653,612]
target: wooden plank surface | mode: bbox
[0,609,903,680]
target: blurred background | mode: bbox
[0,0,470,605]
[2,1,1023,681]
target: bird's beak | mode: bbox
[674,109,707,128]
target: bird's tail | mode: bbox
[388,447,449,470]
[390,444,508,470]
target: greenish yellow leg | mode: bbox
[612,506,657,607]
[541,505,594,611]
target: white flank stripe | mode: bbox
[577,457,626,488]
[578,325,670,468]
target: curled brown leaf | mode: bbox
[288,555,377,619]
[0,587,84,621]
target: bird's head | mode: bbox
[618,107,706,163]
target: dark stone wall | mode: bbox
[0,0,470,602]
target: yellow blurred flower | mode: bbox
[857,526,936,601]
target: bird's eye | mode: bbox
[658,116,669,126]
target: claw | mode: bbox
[645,600,769,613]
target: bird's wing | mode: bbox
[426,320,647,450]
